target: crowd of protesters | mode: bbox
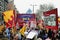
[0,23,60,40]
[37,27,60,40]
[37,23,60,40]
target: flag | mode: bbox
[3,10,15,28]
[20,25,26,36]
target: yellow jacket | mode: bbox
[20,25,26,36]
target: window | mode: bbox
[0,1,2,6]
[0,7,2,11]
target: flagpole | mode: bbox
[12,10,15,28]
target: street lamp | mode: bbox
[30,4,37,13]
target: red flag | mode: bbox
[3,10,16,28]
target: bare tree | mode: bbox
[36,4,55,20]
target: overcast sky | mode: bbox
[14,0,60,16]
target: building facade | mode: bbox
[0,0,9,24]
[7,0,14,10]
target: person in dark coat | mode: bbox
[48,29,53,39]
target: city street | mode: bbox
[0,0,60,40]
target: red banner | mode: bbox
[43,8,58,30]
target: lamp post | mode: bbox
[30,4,37,13]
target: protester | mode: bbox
[5,28,10,40]
[37,38,42,40]
[52,30,57,40]
[48,29,53,39]
[17,29,22,40]
[13,34,18,40]
[57,28,60,40]
[45,37,51,40]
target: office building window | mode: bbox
[0,1,2,6]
